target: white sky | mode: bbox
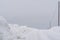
[58,0,60,1]
[0,0,58,29]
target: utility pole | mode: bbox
[58,1,60,26]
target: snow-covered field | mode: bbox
[0,16,60,40]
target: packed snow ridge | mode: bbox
[0,16,60,40]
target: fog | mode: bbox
[0,0,58,29]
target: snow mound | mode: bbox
[0,16,60,40]
[49,26,60,33]
[0,16,11,40]
[45,26,60,40]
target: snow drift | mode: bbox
[0,16,60,40]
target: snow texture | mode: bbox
[0,16,60,40]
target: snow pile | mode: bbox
[0,16,12,40]
[9,24,39,40]
[38,26,60,40]
[49,26,60,33]
[0,16,60,40]
[47,26,60,40]
[9,25,60,40]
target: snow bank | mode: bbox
[49,26,60,32]
[0,16,60,40]
[47,26,60,40]
[0,16,12,40]
[9,25,60,40]
[9,24,39,40]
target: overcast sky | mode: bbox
[58,0,60,1]
[0,0,58,29]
